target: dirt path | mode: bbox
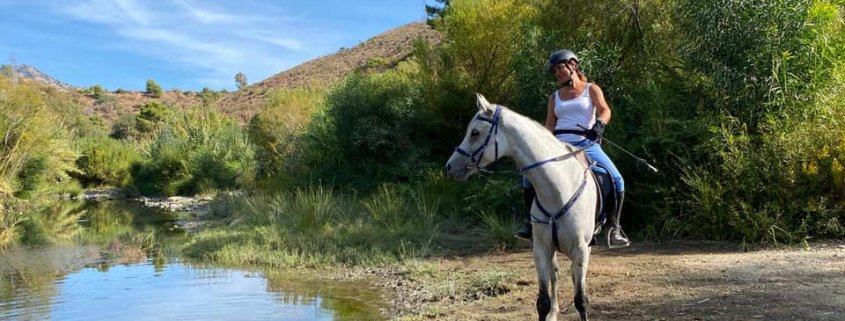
[390,241,844,321]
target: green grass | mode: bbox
[478,209,520,250]
[397,259,518,303]
[184,185,446,267]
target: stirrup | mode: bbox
[606,227,630,249]
[514,222,532,241]
[515,229,532,241]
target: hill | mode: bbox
[8,22,440,124]
[217,21,440,122]
[2,64,76,90]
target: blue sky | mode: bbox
[0,1,430,91]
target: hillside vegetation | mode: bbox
[37,22,441,125]
[2,0,844,260]
[217,22,441,122]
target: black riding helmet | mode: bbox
[547,49,579,73]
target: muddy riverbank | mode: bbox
[362,240,845,321]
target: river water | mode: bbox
[0,201,388,321]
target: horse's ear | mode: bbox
[476,93,494,115]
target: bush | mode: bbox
[90,84,106,99]
[248,87,324,182]
[131,107,256,196]
[146,79,162,98]
[651,0,845,241]
[0,76,79,199]
[136,101,169,134]
[291,64,432,192]
[75,136,141,187]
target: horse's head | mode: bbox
[445,93,510,181]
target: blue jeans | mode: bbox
[569,139,624,192]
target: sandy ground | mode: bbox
[387,240,845,321]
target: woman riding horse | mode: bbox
[446,95,598,321]
[515,49,630,248]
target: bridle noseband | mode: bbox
[454,105,502,169]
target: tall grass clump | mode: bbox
[248,87,324,186]
[185,183,448,267]
[186,168,525,267]
[0,197,25,249]
[131,106,256,196]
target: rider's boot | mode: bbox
[515,184,534,241]
[607,191,630,248]
[515,220,532,241]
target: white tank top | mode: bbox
[553,83,595,142]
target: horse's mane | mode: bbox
[497,105,587,165]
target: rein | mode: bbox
[453,105,595,175]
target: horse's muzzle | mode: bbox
[445,158,472,181]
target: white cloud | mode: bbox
[173,0,245,24]
[246,32,304,51]
[112,0,151,25]
[52,0,308,89]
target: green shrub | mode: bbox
[146,79,162,98]
[136,101,170,134]
[110,113,137,140]
[248,87,324,182]
[90,84,106,100]
[131,107,256,196]
[291,63,432,192]
[0,76,79,199]
[653,0,845,242]
[14,157,48,199]
[75,136,141,187]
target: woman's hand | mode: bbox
[586,120,605,141]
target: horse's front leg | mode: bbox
[533,238,557,321]
[550,251,560,317]
[571,242,591,321]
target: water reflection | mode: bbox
[0,201,388,321]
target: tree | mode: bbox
[426,0,451,25]
[235,72,248,90]
[146,79,162,98]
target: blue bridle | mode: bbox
[453,105,503,169]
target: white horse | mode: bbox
[445,94,598,321]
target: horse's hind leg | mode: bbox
[571,243,591,321]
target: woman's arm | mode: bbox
[589,84,612,124]
[544,92,557,132]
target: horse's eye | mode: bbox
[471,129,480,137]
